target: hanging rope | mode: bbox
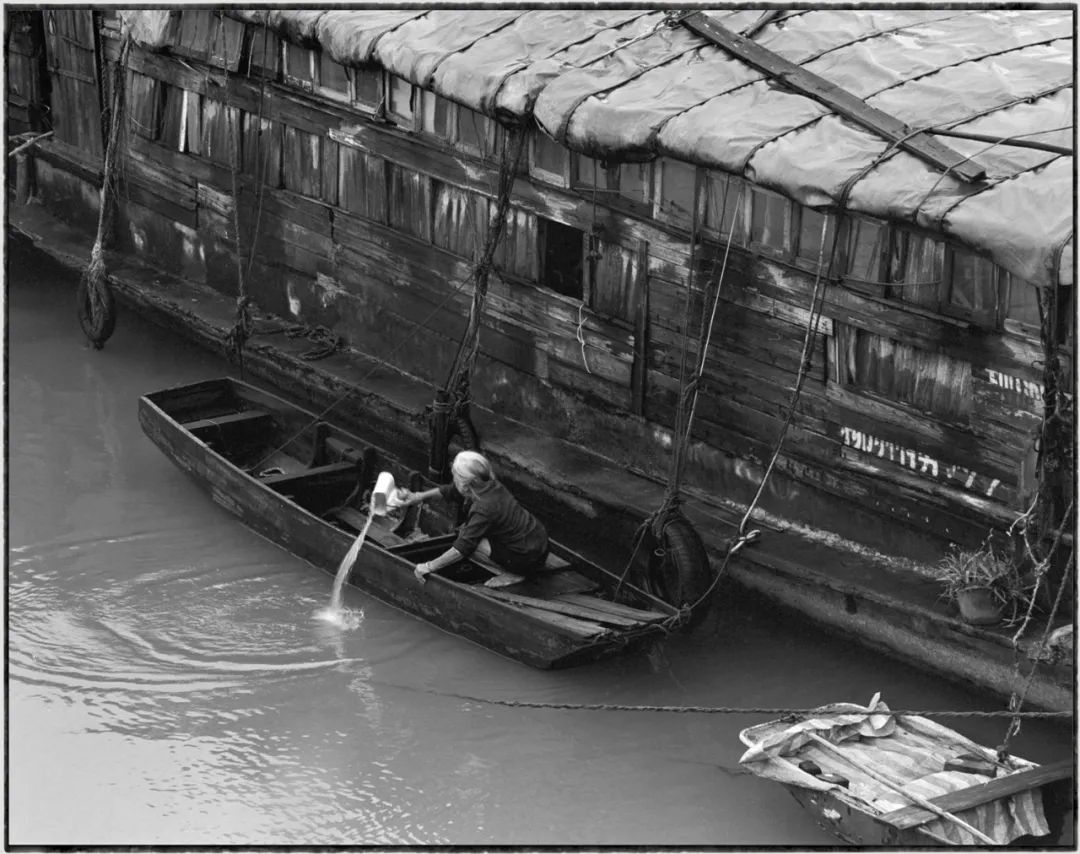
[428,124,529,480]
[443,125,528,403]
[994,272,1076,759]
[77,30,132,349]
[210,13,254,377]
[678,210,838,619]
[997,541,1074,761]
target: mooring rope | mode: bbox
[407,689,1071,719]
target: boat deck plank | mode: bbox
[261,461,359,485]
[474,588,641,627]
[474,587,608,637]
[556,592,669,622]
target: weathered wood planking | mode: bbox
[34,138,102,183]
[648,324,1023,492]
[476,588,640,628]
[330,122,694,270]
[330,227,633,405]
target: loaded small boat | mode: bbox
[739,694,1073,846]
[138,377,684,668]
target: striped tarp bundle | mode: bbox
[870,768,1049,845]
[740,697,1049,845]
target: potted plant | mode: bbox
[934,541,1025,625]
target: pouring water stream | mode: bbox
[315,473,400,630]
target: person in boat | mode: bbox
[395,450,549,588]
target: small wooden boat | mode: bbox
[738,695,1073,846]
[139,377,684,668]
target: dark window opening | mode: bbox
[703,171,747,245]
[540,218,583,299]
[947,247,1001,324]
[573,156,651,211]
[796,208,836,269]
[285,45,314,89]
[202,99,238,166]
[749,188,792,254]
[456,106,491,154]
[890,230,944,310]
[319,52,349,96]
[1005,273,1041,331]
[844,215,887,284]
[128,72,160,140]
[617,163,650,207]
[533,130,567,179]
[421,91,451,137]
[658,158,696,229]
[354,67,383,111]
[244,27,279,80]
[177,11,213,62]
[387,75,414,126]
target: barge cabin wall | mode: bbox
[10,9,1074,567]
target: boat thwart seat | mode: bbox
[260,461,359,486]
[185,409,273,434]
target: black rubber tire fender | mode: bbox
[648,514,714,628]
[76,274,117,349]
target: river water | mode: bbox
[7,240,1072,847]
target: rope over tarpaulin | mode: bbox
[167,6,1067,288]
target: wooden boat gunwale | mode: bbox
[138,377,679,669]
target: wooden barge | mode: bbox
[5,9,1074,611]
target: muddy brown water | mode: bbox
[7,241,1072,846]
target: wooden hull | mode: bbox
[139,378,680,669]
[780,777,1073,847]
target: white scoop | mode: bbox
[371,471,403,516]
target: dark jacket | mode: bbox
[439,479,548,571]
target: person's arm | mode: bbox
[395,486,442,507]
[415,547,464,582]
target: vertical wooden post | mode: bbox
[428,388,453,482]
[630,241,650,416]
[14,153,32,204]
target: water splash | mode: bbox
[315,501,375,630]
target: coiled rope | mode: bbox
[253,321,342,361]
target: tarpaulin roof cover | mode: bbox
[130,8,1073,289]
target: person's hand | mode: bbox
[414,562,431,583]
[395,488,413,505]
